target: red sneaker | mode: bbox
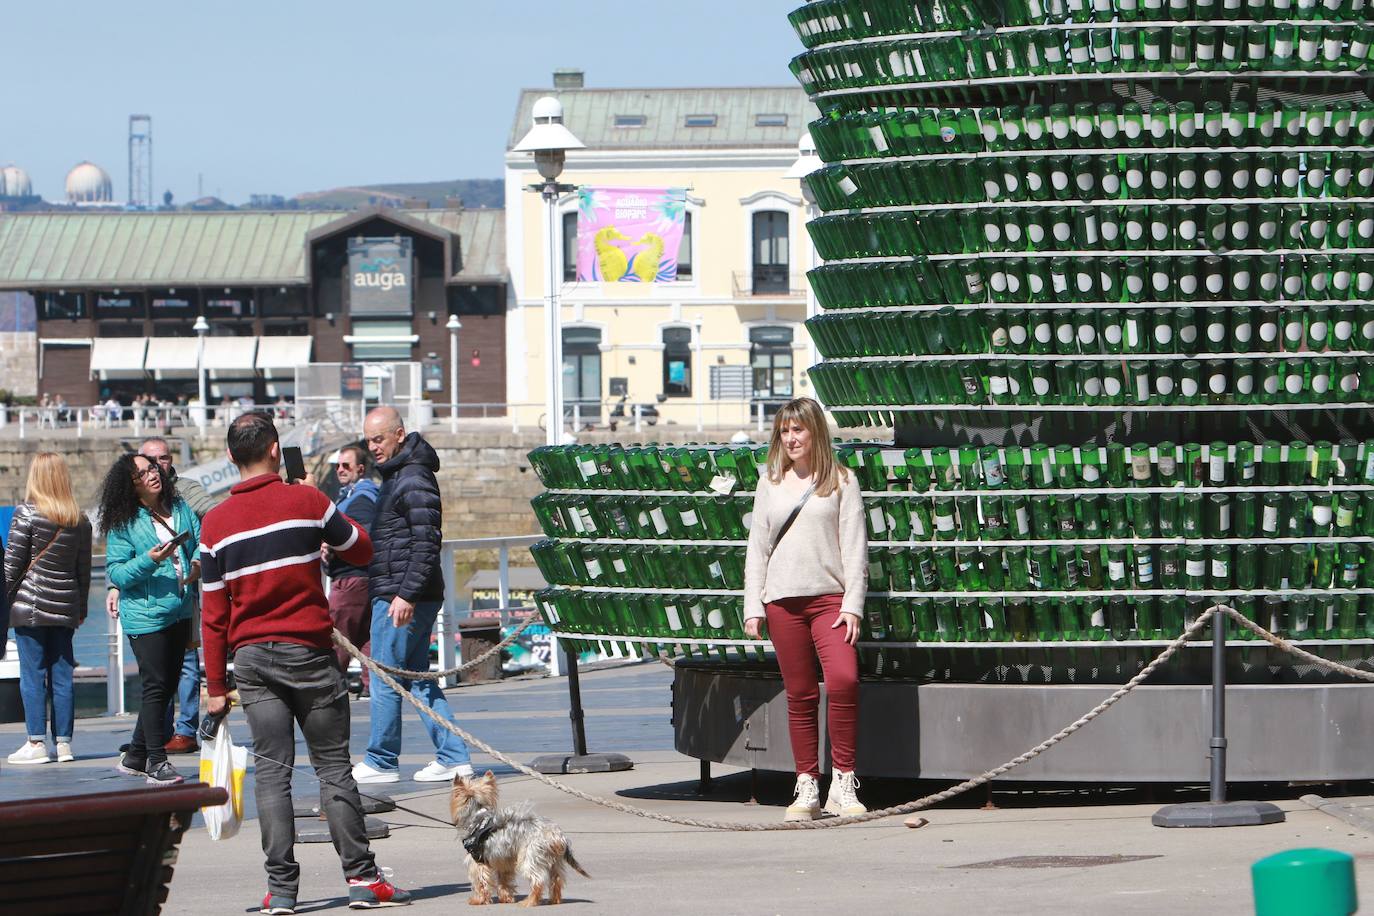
[347,869,412,909]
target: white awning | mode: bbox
[203,336,259,372]
[89,337,147,372]
[144,337,199,371]
[255,336,313,370]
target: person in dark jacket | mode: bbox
[5,452,93,766]
[351,407,472,785]
[326,445,379,693]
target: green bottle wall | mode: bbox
[526,2,1374,680]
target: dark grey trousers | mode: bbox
[232,642,376,896]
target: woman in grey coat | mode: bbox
[4,452,92,765]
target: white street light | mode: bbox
[447,313,462,434]
[192,314,209,432]
[784,132,823,384]
[514,96,585,447]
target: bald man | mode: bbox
[351,407,472,785]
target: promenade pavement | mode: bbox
[3,662,1373,914]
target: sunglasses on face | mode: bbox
[132,464,160,480]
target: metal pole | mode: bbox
[449,322,459,435]
[1210,606,1228,804]
[633,403,642,434]
[18,408,24,440]
[438,543,457,689]
[498,544,511,630]
[564,644,589,757]
[544,184,563,448]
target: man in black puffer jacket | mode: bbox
[352,406,473,786]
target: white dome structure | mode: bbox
[0,165,32,197]
[65,161,113,204]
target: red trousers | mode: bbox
[764,593,858,777]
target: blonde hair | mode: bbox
[25,452,82,528]
[765,397,845,497]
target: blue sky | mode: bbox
[4,1,802,204]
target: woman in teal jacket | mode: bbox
[99,452,200,786]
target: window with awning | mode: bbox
[144,337,199,373]
[203,336,259,373]
[89,337,148,378]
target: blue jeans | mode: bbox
[363,599,470,771]
[14,626,75,742]
[163,648,201,739]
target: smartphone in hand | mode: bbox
[282,446,307,483]
[159,529,192,552]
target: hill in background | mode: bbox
[292,178,502,209]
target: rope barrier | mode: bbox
[361,614,541,681]
[335,609,1215,830]
[332,606,1374,830]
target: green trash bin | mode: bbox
[1252,848,1357,916]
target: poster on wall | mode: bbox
[575,187,687,283]
[347,236,414,315]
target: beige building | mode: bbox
[504,72,816,429]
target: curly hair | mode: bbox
[97,453,178,536]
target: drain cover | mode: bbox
[955,855,1161,870]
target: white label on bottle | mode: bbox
[1260,320,1278,343]
[1256,167,1274,187]
[1108,560,1127,582]
[1285,320,1303,343]
[1056,323,1074,345]
[1313,372,1331,395]
[1077,323,1096,347]
[1156,375,1175,395]
[568,508,587,533]
[1102,175,1120,196]
[1035,322,1053,344]
[1179,322,1197,345]
[1027,222,1045,245]
[680,509,699,527]
[585,558,602,580]
[709,474,737,496]
[1207,373,1225,395]
[985,223,1002,245]
[869,507,887,535]
[1125,318,1140,348]
[650,508,669,535]
[742,511,753,532]
[1155,323,1173,345]
[1015,506,1030,535]
[1150,169,1167,190]
[1197,44,1215,62]
[1127,221,1144,243]
[1104,376,1123,397]
[664,604,682,630]
[578,457,598,479]
[1211,559,1228,579]
[1263,373,1280,395]
[1033,376,1051,397]
[1181,377,1199,397]
[613,557,628,576]
[1151,220,1168,243]
[1178,170,1197,192]
[1126,167,1143,190]
[1026,120,1043,140]
[1233,169,1250,192]
[1342,372,1359,393]
[1207,322,1226,343]
[1136,374,1150,402]
[1233,271,1251,293]
[1274,36,1293,58]
[1010,324,1028,346]
[1124,119,1141,140]
[1311,503,1333,528]
[1053,221,1071,244]
[1152,270,1169,294]
[1186,559,1207,577]
[1236,374,1253,395]
[706,606,725,630]
[1105,323,1123,345]
[1285,373,1304,395]
[1145,43,1161,62]
[1335,320,1354,342]
[1282,167,1300,188]
[689,603,705,627]
[1179,274,1198,295]
[1262,506,1279,531]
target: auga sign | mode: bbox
[347,236,414,315]
[353,257,407,291]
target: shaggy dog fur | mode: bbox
[450,771,590,907]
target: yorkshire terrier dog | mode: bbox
[450,771,590,907]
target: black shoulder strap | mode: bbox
[770,481,817,554]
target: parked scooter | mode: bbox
[608,394,661,431]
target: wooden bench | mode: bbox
[0,782,227,916]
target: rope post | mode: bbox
[1153,605,1286,829]
[529,643,633,775]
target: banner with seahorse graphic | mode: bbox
[575,187,687,283]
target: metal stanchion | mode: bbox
[1153,606,1286,828]
[530,643,631,774]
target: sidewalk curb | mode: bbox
[1300,794,1374,835]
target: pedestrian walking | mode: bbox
[743,397,868,821]
[351,406,473,785]
[326,446,379,696]
[99,452,200,786]
[4,452,92,766]
[199,412,411,911]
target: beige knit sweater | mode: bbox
[742,469,868,621]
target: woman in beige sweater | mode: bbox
[743,397,868,821]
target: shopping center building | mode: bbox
[504,72,817,427]
[0,207,506,408]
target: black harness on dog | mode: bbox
[462,812,500,864]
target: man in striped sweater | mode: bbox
[200,413,411,913]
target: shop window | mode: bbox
[260,287,307,317]
[350,319,414,360]
[562,327,602,419]
[40,291,87,321]
[94,292,145,320]
[750,326,794,408]
[752,211,790,294]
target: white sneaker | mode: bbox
[8,740,50,765]
[414,761,473,783]
[825,769,866,817]
[785,773,822,822]
[351,761,399,784]
[55,741,74,763]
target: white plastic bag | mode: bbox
[199,719,247,840]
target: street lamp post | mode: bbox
[514,97,584,448]
[447,314,461,434]
[784,133,823,382]
[192,315,209,432]
[514,95,630,776]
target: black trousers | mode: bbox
[127,618,191,766]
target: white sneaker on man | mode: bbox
[8,740,50,765]
[414,761,474,783]
[351,761,399,784]
[55,741,74,763]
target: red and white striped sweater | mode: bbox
[199,473,372,697]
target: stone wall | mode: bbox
[0,332,36,398]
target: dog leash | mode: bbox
[199,710,459,832]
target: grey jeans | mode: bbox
[232,642,376,896]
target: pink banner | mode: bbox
[575,187,687,283]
